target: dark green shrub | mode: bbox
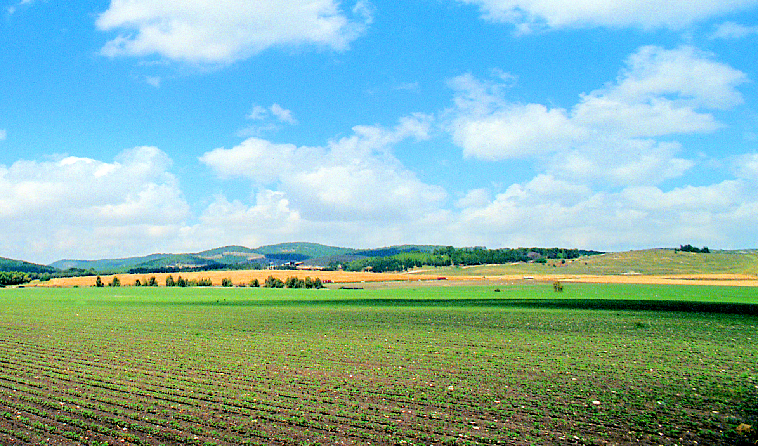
[264,275,284,288]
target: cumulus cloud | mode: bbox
[179,191,304,250]
[202,113,445,223]
[96,0,373,64]
[453,176,758,250]
[0,147,190,263]
[457,0,758,32]
[448,46,746,185]
[0,129,6,140]
[451,103,582,159]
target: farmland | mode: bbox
[0,284,757,445]
[413,248,758,277]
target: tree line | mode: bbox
[0,271,31,286]
[92,274,324,289]
[329,246,602,273]
[677,244,710,253]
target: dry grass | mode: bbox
[37,269,427,288]
[33,269,758,288]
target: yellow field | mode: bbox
[33,269,758,288]
[37,269,426,288]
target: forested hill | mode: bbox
[7,243,601,276]
[0,257,57,274]
[46,243,446,274]
[335,246,603,272]
[0,257,57,286]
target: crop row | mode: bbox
[2,288,757,445]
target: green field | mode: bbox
[1,284,757,445]
[413,248,758,277]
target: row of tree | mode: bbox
[330,246,602,273]
[262,276,324,289]
[0,271,31,286]
[677,244,711,253]
[165,275,213,287]
[92,274,324,289]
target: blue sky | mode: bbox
[1,0,758,263]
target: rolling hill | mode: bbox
[0,257,57,274]
[413,248,758,276]
[11,245,758,276]
[46,243,443,273]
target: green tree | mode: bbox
[264,275,284,288]
[221,277,233,287]
[249,278,260,287]
[166,275,175,287]
[109,276,121,287]
[0,272,30,286]
[95,276,104,287]
[285,276,299,288]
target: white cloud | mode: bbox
[96,0,372,64]
[145,76,162,88]
[448,46,746,185]
[180,191,304,250]
[200,137,307,183]
[0,129,6,140]
[455,188,491,208]
[202,114,445,223]
[457,0,758,32]
[238,104,298,136]
[552,139,694,186]
[270,104,297,125]
[710,21,758,39]
[452,103,582,159]
[0,147,190,263]
[246,105,268,121]
[733,152,758,179]
[5,0,34,15]
[453,177,758,250]
[602,46,746,110]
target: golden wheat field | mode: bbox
[33,269,758,288]
[36,269,430,288]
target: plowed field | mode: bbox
[1,285,756,445]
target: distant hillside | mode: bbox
[43,245,756,276]
[253,242,355,259]
[51,253,170,272]
[48,243,369,273]
[415,248,758,276]
[355,244,441,257]
[0,257,57,274]
[304,244,445,268]
[576,248,758,275]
